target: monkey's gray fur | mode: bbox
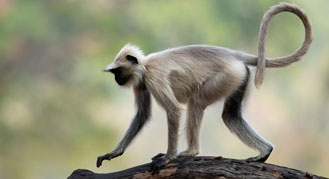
[97,3,312,174]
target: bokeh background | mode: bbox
[0,0,328,178]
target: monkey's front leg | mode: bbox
[96,117,148,168]
[96,112,150,167]
[97,84,151,168]
[150,110,181,174]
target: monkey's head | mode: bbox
[104,43,146,87]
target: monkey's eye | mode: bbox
[126,55,138,64]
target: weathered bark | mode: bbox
[68,156,327,179]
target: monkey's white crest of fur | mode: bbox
[120,43,146,64]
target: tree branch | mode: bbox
[68,156,326,179]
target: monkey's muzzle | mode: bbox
[104,67,130,86]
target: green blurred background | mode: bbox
[0,0,328,178]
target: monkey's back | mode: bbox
[144,45,247,104]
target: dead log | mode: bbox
[68,156,327,179]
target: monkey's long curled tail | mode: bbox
[249,3,313,88]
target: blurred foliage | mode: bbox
[0,0,328,178]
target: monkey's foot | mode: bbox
[246,147,273,163]
[178,150,199,157]
[246,152,271,163]
[151,153,165,161]
[149,155,171,175]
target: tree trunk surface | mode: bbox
[68,156,327,179]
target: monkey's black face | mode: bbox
[110,67,131,86]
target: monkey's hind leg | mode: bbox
[222,68,273,162]
[179,98,206,157]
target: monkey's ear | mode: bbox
[126,55,138,64]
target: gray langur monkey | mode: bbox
[97,2,312,173]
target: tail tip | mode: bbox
[254,78,263,89]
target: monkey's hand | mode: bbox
[96,150,123,168]
[149,154,174,175]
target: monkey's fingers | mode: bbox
[96,156,104,168]
[96,151,124,167]
[96,154,111,168]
